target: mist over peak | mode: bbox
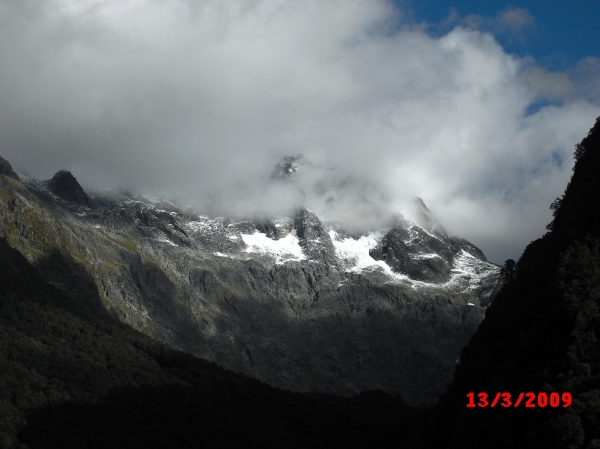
[197,153,413,233]
[271,154,304,181]
[1,0,598,263]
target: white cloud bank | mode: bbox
[1,0,598,263]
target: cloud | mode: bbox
[0,0,598,263]
[442,6,535,45]
[573,57,600,103]
[497,7,535,34]
[522,65,574,102]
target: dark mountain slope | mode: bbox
[0,237,422,449]
[0,157,19,182]
[416,117,600,448]
[0,155,499,406]
[47,170,93,207]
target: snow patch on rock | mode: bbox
[329,230,413,282]
[157,237,177,246]
[241,229,305,263]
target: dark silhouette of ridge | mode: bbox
[0,155,20,181]
[415,116,600,448]
[48,170,93,207]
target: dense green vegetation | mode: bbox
[0,238,423,448]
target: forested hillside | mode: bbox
[0,237,421,449]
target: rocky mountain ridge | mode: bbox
[0,157,500,405]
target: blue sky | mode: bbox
[1,0,599,263]
[394,1,600,118]
[397,0,599,70]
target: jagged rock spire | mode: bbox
[0,156,20,181]
[271,154,303,181]
[414,197,448,238]
[48,170,92,207]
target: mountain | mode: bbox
[416,116,600,448]
[2,116,599,448]
[0,156,19,182]
[0,156,499,407]
[0,229,423,449]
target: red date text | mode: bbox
[466,392,572,408]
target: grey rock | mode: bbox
[0,159,501,406]
[415,197,448,238]
[294,208,338,265]
[48,170,93,207]
[271,155,303,180]
[0,155,20,181]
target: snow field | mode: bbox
[241,229,305,263]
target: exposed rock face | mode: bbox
[0,157,501,405]
[48,170,93,207]
[415,197,448,237]
[294,209,338,265]
[369,216,452,283]
[0,155,20,181]
[271,154,303,180]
